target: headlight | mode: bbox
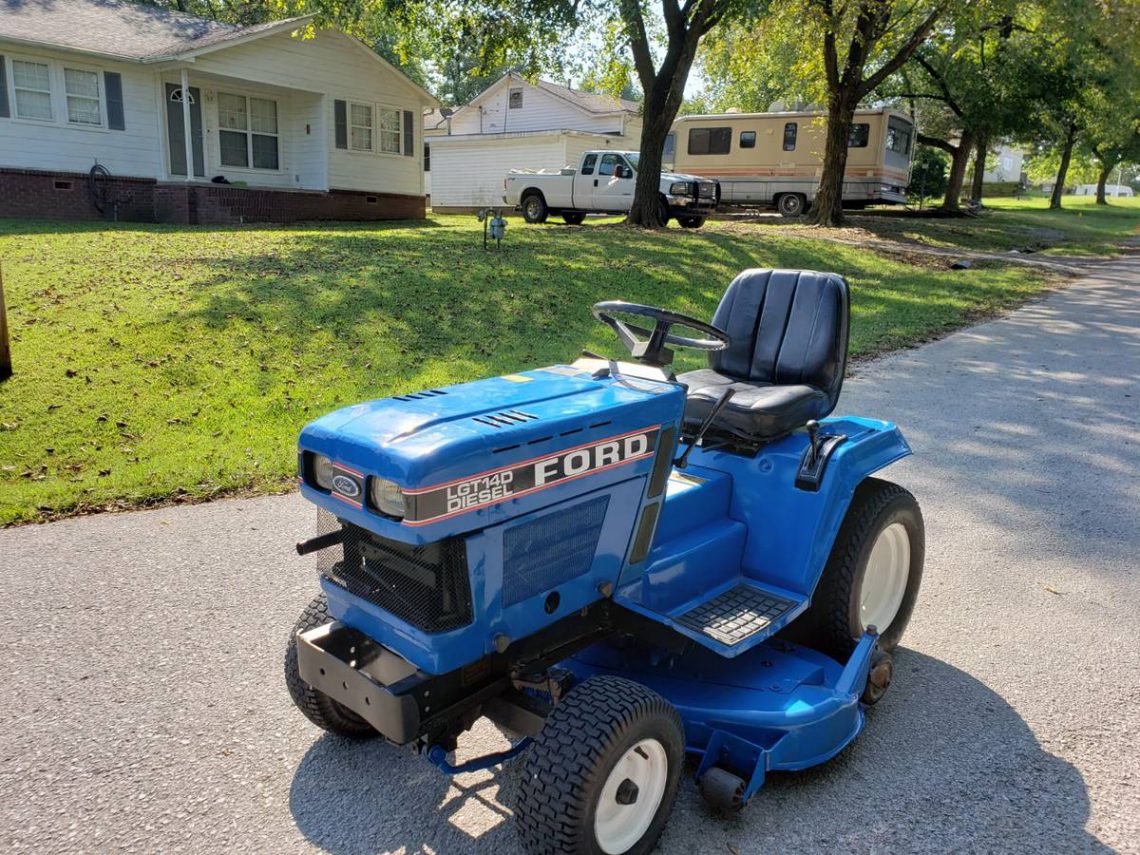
[370,477,406,518]
[311,454,335,490]
[669,181,693,195]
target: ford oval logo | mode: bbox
[332,474,360,497]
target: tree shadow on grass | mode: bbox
[288,651,1103,854]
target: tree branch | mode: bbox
[859,6,942,97]
[917,133,956,153]
[911,52,963,117]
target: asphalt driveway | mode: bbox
[1,257,1137,854]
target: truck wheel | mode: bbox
[678,216,705,229]
[808,478,924,661]
[522,192,549,224]
[656,196,670,227]
[284,593,377,739]
[776,193,807,217]
[516,676,684,855]
[563,212,586,225]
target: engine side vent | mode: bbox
[472,410,539,428]
[501,495,609,606]
[393,389,448,402]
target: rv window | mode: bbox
[886,125,911,154]
[783,123,797,151]
[688,127,732,155]
[848,123,870,148]
[740,131,757,149]
[581,154,597,176]
[664,133,676,157]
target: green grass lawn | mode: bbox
[0,214,1058,524]
[844,195,1140,256]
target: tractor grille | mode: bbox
[314,509,473,634]
[501,495,609,606]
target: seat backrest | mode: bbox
[709,268,850,405]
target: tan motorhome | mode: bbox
[666,108,914,215]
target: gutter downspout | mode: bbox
[180,67,193,182]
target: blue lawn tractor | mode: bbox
[285,268,924,855]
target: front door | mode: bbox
[590,153,635,210]
[165,83,204,178]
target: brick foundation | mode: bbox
[0,168,425,224]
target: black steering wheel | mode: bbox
[592,301,729,366]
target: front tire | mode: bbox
[284,593,377,738]
[522,191,549,224]
[808,478,924,660]
[516,676,684,855]
[656,196,670,227]
[776,193,807,217]
[677,216,705,229]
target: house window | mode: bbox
[12,59,53,120]
[379,107,401,154]
[848,123,870,148]
[349,102,373,151]
[218,92,279,169]
[741,131,757,149]
[687,127,731,155]
[423,142,430,172]
[509,87,523,109]
[64,68,101,125]
[783,122,797,151]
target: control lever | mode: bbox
[796,418,847,492]
[806,419,821,467]
[675,388,735,469]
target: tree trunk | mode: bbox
[940,130,975,211]
[808,95,856,227]
[628,108,672,226]
[1095,161,1112,205]
[1050,123,1078,210]
[970,133,987,204]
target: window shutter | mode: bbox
[403,110,414,157]
[334,99,347,149]
[0,56,9,119]
[104,71,124,130]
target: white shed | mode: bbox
[424,73,642,212]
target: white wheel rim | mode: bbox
[593,738,669,855]
[860,522,911,632]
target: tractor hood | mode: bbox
[298,363,686,541]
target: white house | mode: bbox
[0,0,438,223]
[424,73,642,212]
[981,144,1026,184]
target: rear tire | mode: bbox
[516,676,684,855]
[522,192,549,224]
[677,216,705,229]
[807,478,924,660]
[284,593,377,738]
[563,212,586,225]
[776,193,807,217]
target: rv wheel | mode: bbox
[284,593,377,738]
[516,676,684,855]
[776,193,807,217]
[522,192,549,223]
[563,212,586,225]
[678,216,705,229]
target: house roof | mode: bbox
[532,79,640,115]
[0,0,310,61]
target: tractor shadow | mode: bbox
[289,650,1104,854]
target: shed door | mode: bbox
[165,83,204,178]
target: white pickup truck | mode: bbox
[503,150,719,228]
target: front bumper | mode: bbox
[665,194,718,213]
[296,620,422,743]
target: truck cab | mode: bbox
[504,150,719,228]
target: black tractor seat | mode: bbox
[679,269,850,446]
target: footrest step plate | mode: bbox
[676,585,797,647]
